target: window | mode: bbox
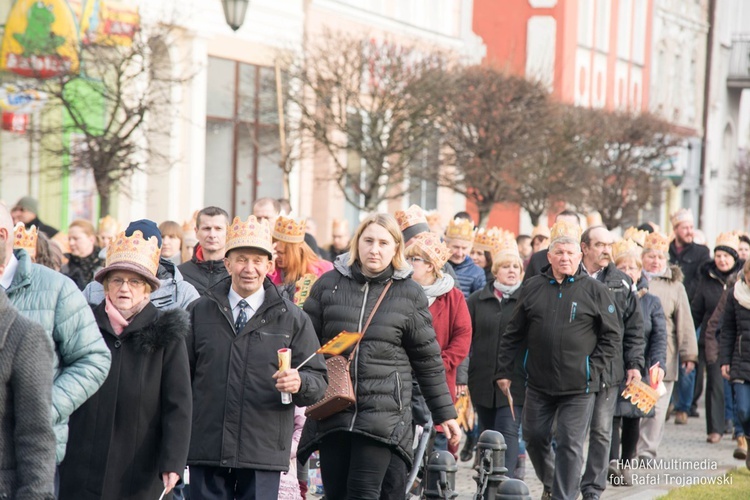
[408,139,439,210]
[205,57,287,218]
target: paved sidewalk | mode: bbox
[454,409,746,499]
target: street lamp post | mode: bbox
[221,0,250,31]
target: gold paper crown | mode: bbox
[395,204,428,231]
[425,211,442,228]
[182,210,199,232]
[670,208,694,229]
[445,218,476,242]
[492,235,521,262]
[106,230,161,276]
[643,232,669,253]
[621,380,658,415]
[715,232,740,252]
[531,225,550,239]
[473,227,505,253]
[623,227,648,247]
[273,216,306,244]
[550,220,582,243]
[407,232,452,270]
[612,239,640,262]
[13,222,37,257]
[226,216,273,256]
[98,215,120,233]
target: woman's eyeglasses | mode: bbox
[406,257,425,264]
[109,277,146,289]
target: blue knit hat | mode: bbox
[125,219,162,249]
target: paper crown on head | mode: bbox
[13,222,37,258]
[445,218,476,242]
[715,232,740,252]
[98,215,120,234]
[182,210,199,233]
[226,216,273,257]
[425,211,442,227]
[493,235,521,262]
[94,230,162,290]
[623,226,649,247]
[395,204,428,232]
[407,232,452,270]
[550,220,582,243]
[273,216,306,244]
[643,232,670,253]
[670,208,694,229]
[531,225,550,239]
[473,227,505,254]
[612,238,641,262]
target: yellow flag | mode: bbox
[318,331,363,356]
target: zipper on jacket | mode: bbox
[395,371,403,411]
[585,356,591,394]
[350,282,370,431]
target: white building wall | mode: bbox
[701,0,750,243]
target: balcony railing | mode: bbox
[728,36,750,88]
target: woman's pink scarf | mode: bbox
[105,295,150,335]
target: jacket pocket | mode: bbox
[394,372,403,411]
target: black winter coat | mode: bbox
[496,266,621,396]
[595,263,644,386]
[669,241,711,302]
[636,278,668,375]
[59,304,191,500]
[178,254,228,295]
[720,283,750,381]
[298,260,457,467]
[467,282,525,408]
[691,260,741,347]
[187,278,327,471]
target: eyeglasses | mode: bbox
[406,257,425,264]
[109,277,146,289]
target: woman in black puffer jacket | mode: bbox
[691,234,744,442]
[721,259,750,469]
[298,213,459,500]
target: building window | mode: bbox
[408,138,439,210]
[205,57,285,218]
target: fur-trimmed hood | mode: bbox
[655,264,684,284]
[94,302,189,353]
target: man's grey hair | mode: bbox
[549,237,582,253]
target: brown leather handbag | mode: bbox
[305,281,392,421]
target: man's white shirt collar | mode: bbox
[0,253,19,290]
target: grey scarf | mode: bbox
[494,280,522,299]
[422,274,455,306]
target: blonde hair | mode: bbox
[348,213,407,271]
[615,253,642,269]
[69,219,96,237]
[491,255,524,276]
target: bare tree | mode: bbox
[439,66,549,227]
[508,103,595,226]
[582,111,678,229]
[32,22,191,215]
[282,30,450,212]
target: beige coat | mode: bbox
[647,265,699,381]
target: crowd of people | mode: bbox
[1,193,750,500]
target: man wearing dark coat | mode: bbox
[496,221,621,500]
[187,215,327,500]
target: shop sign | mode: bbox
[68,0,140,47]
[0,0,80,78]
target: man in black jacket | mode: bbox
[579,226,644,500]
[178,206,229,295]
[187,215,327,500]
[10,196,58,238]
[668,208,710,419]
[496,221,621,500]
